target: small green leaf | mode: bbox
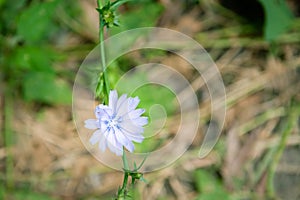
[136,154,148,170]
[194,170,231,200]
[95,72,105,99]
[0,186,57,200]
[258,0,294,41]
[195,170,219,193]
[0,0,27,32]
[23,71,71,105]
[110,1,164,35]
[14,189,57,200]
[17,1,58,44]
[122,151,129,170]
[133,161,137,170]
[9,46,55,72]
[111,0,133,9]
[0,0,5,8]
[196,191,230,200]
[140,176,148,183]
[0,185,4,200]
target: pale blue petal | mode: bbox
[94,105,102,118]
[95,104,110,118]
[133,117,148,126]
[99,130,108,152]
[134,117,148,126]
[106,131,116,152]
[100,122,108,133]
[84,119,99,129]
[115,145,123,156]
[116,94,128,113]
[124,140,134,152]
[123,116,148,126]
[94,106,101,118]
[109,90,118,112]
[125,108,145,119]
[120,121,144,134]
[89,130,102,145]
[107,130,123,156]
[114,128,127,145]
[124,131,144,143]
[97,106,113,121]
[127,97,140,111]
[115,128,134,152]
[103,105,114,116]
[117,96,129,116]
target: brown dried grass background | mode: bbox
[1,0,300,199]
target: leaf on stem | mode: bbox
[258,0,294,41]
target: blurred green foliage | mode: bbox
[258,0,294,41]
[0,0,75,198]
[194,169,232,200]
[110,0,164,35]
[17,1,59,44]
[0,0,72,105]
[0,184,57,200]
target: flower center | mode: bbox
[107,116,122,130]
[109,118,118,127]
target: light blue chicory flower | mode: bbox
[85,90,148,156]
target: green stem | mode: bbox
[131,178,136,186]
[97,0,110,104]
[97,0,103,8]
[266,105,299,198]
[116,171,129,199]
[116,151,130,198]
[4,88,14,189]
[121,172,129,192]
[122,149,129,170]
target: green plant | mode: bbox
[0,0,72,105]
[258,0,294,41]
[0,0,74,196]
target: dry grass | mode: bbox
[1,0,300,199]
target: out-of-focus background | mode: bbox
[1,0,300,199]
